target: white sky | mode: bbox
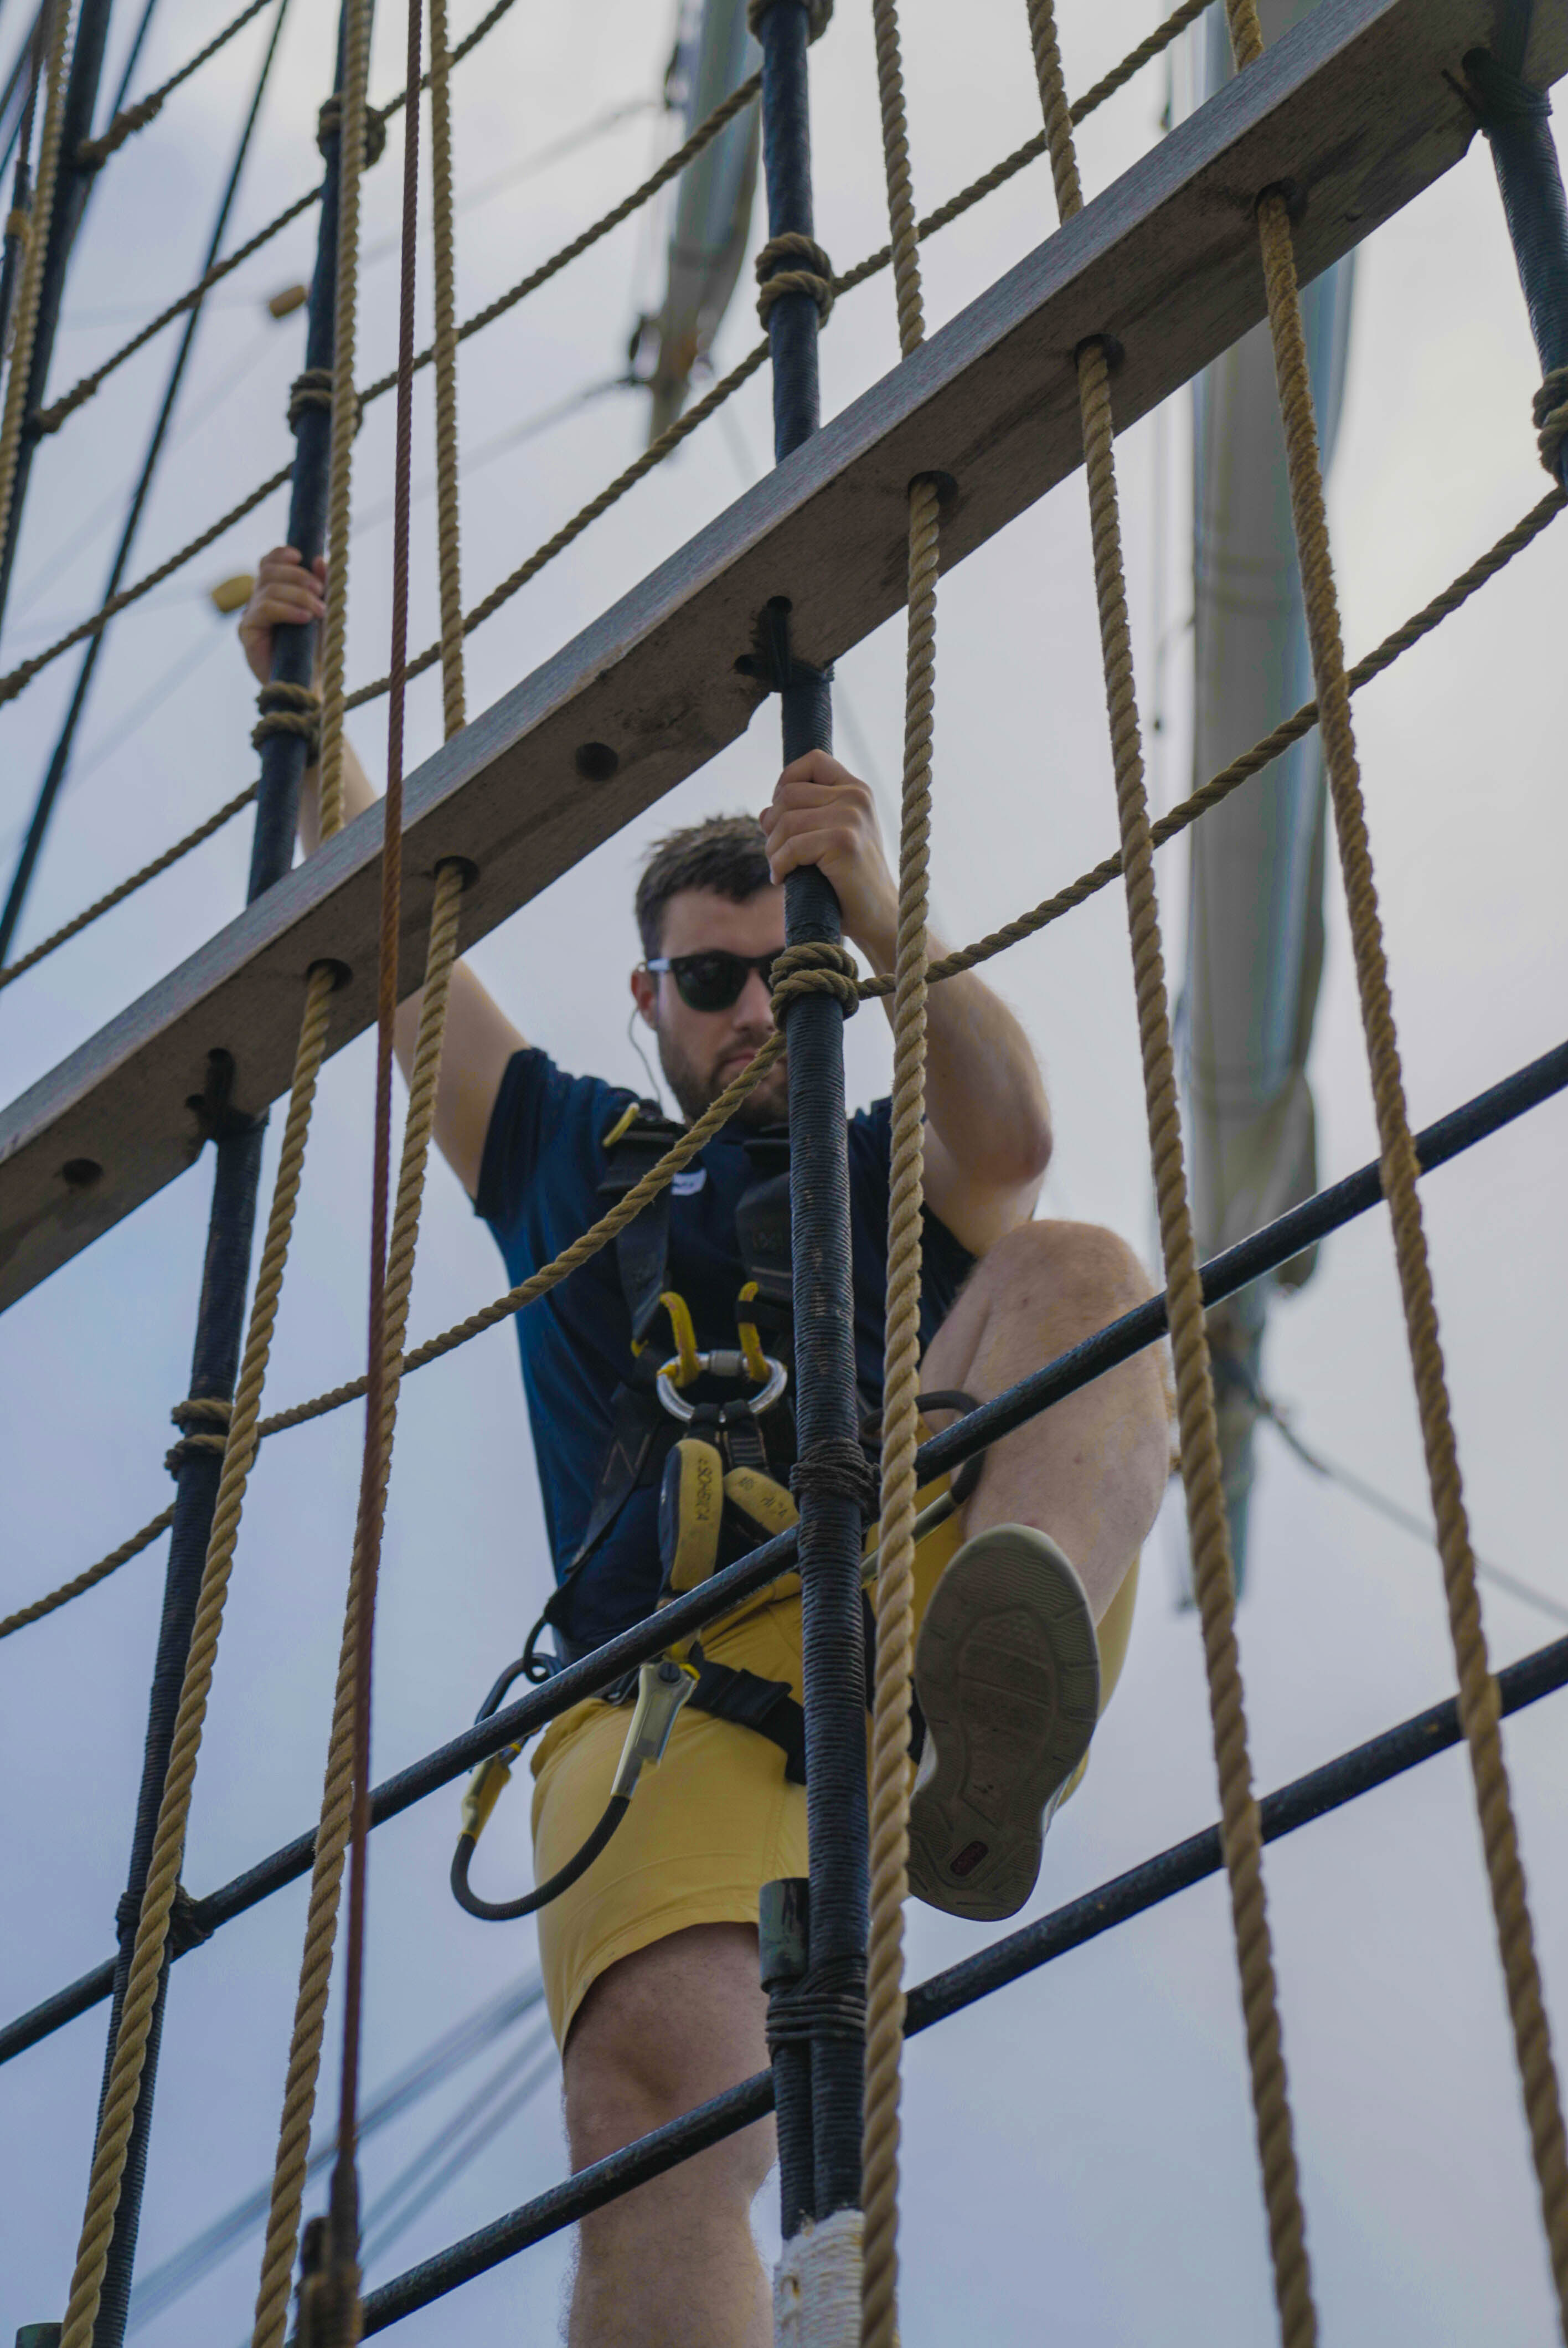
[2,0,1567,2339]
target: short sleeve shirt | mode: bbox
[477,1049,974,1650]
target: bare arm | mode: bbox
[760,752,1051,1257]
[240,548,524,1200]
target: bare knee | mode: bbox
[969,1218,1151,1331]
[564,1924,773,2196]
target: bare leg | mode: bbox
[563,1923,775,2348]
[921,1219,1170,1623]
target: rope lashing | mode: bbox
[1226,2,1568,2318]
[75,0,275,170]
[1534,367,1568,477]
[765,1955,868,2046]
[756,232,835,325]
[1029,7,1319,2344]
[317,92,387,167]
[789,1436,879,1515]
[252,680,322,760]
[861,0,939,2332]
[164,1396,233,1475]
[768,939,860,1018]
[57,964,337,2348]
[287,367,363,437]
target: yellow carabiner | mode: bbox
[658,1290,702,1388]
[601,1099,641,1151]
[735,1280,770,1385]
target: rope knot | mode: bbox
[288,366,363,439]
[317,93,388,167]
[765,1951,866,2051]
[253,679,322,761]
[1533,368,1568,481]
[747,0,834,38]
[77,91,163,171]
[756,232,835,326]
[166,1396,233,1475]
[790,1434,878,1517]
[767,939,859,1021]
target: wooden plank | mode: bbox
[2,0,1562,1310]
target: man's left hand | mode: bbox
[759,751,898,966]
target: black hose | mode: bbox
[450,1795,631,1922]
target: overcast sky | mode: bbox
[2,0,1567,2340]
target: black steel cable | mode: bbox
[358,1624,1568,2328]
[3,1032,1566,2075]
[0,0,290,967]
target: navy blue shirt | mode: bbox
[477,1049,974,1649]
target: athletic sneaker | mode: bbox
[907,1524,1100,1922]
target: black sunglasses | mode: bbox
[646,949,779,1013]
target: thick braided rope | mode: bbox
[860,1,935,2339]
[0,0,73,565]
[57,965,336,2348]
[0,1507,173,1640]
[76,0,274,169]
[1028,6,1317,2339]
[0,782,259,991]
[428,0,466,737]
[316,0,372,842]
[1226,0,1568,2292]
[25,481,1562,1618]
[249,865,464,2348]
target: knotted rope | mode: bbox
[429,0,466,738]
[58,964,337,2348]
[770,939,860,1019]
[252,679,322,759]
[757,231,836,325]
[75,0,274,170]
[860,2,939,2339]
[0,0,72,564]
[1029,6,1318,2341]
[249,867,465,2348]
[163,1395,233,1474]
[1224,2,1568,2318]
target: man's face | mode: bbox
[631,884,791,1127]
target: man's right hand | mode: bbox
[238,545,327,687]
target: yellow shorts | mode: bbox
[529,1484,1139,2047]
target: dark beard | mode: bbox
[658,1029,791,1130]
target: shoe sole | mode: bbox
[907,1525,1100,1922]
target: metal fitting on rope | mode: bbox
[1534,368,1568,477]
[789,1434,878,1516]
[164,1396,233,1475]
[767,939,860,1020]
[316,92,388,166]
[287,366,363,439]
[747,0,834,40]
[252,679,322,760]
[756,232,835,326]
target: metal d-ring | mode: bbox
[656,1349,789,1422]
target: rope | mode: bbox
[57,962,336,2348]
[75,0,275,170]
[1534,365,1568,480]
[315,0,372,844]
[0,781,257,991]
[252,678,321,758]
[0,1507,173,1641]
[0,0,1206,719]
[428,0,465,737]
[860,0,936,2337]
[756,231,835,325]
[1029,7,1317,2341]
[164,1394,234,1474]
[1226,1,1568,2308]
[769,939,860,1018]
[248,871,463,2348]
[0,0,72,568]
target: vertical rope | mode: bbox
[861,4,937,2341]
[0,0,71,569]
[58,963,337,2348]
[1024,6,1317,2340]
[427,0,465,736]
[249,864,465,2348]
[315,0,372,841]
[1222,3,1568,2316]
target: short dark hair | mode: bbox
[635,812,773,958]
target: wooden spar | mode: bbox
[3,0,1565,1311]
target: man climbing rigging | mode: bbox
[241,545,1170,2348]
